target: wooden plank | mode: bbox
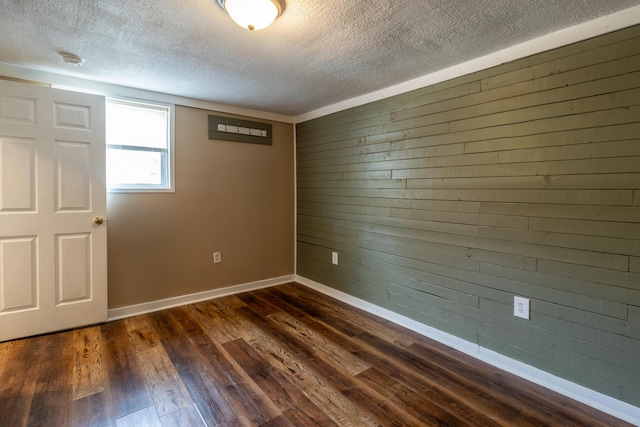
[473,298,639,377]
[406,340,615,427]
[301,187,634,206]
[0,340,17,382]
[159,405,206,427]
[232,312,383,426]
[115,405,162,427]
[300,86,640,149]
[376,105,639,149]
[536,259,640,291]
[72,326,107,401]
[298,193,483,214]
[479,36,640,91]
[534,299,640,341]
[298,178,407,190]
[101,321,154,419]
[298,214,630,271]
[477,226,640,257]
[149,307,282,426]
[124,316,192,417]
[237,294,477,427]
[27,331,75,427]
[70,392,116,427]
[391,206,529,229]
[0,338,41,426]
[498,139,640,163]
[299,53,640,146]
[308,156,640,180]
[465,121,640,153]
[222,338,339,427]
[298,236,629,320]
[267,311,370,375]
[157,333,236,427]
[394,63,640,125]
[407,173,640,190]
[298,26,640,136]
[477,333,623,402]
[257,284,415,348]
[530,217,640,240]
[479,201,640,223]
[356,367,479,427]
[297,140,392,161]
[477,310,640,387]
[297,80,483,138]
[385,83,640,142]
[480,262,639,309]
[298,201,392,218]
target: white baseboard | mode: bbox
[107,274,296,321]
[296,275,640,426]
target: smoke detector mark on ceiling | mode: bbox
[60,52,84,66]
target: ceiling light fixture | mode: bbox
[217,0,285,31]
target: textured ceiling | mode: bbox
[1,0,640,117]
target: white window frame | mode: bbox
[106,98,175,193]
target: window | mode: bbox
[106,99,174,192]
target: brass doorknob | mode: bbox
[94,217,104,225]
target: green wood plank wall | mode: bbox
[296,25,640,407]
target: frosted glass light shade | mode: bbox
[219,0,284,31]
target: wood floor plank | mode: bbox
[0,336,46,426]
[249,284,503,426]
[70,392,116,427]
[159,404,206,427]
[236,299,428,426]
[185,296,254,344]
[229,310,380,425]
[101,321,154,419]
[267,310,371,376]
[26,331,76,427]
[407,340,620,427]
[72,325,107,401]
[284,285,597,426]
[124,315,192,417]
[0,282,633,427]
[173,306,284,426]
[150,307,282,426]
[277,283,416,346]
[115,405,161,427]
[223,337,339,426]
[356,330,547,426]
[147,310,239,426]
[356,366,476,427]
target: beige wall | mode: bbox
[107,105,294,308]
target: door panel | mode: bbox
[0,137,36,211]
[55,141,92,211]
[0,80,107,341]
[0,236,37,312]
[56,232,91,304]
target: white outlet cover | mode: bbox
[514,296,530,320]
[332,251,338,265]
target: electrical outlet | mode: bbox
[514,296,530,320]
[213,252,222,264]
[332,251,338,265]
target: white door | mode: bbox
[0,79,107,341]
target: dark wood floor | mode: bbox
[0,282,632,426]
